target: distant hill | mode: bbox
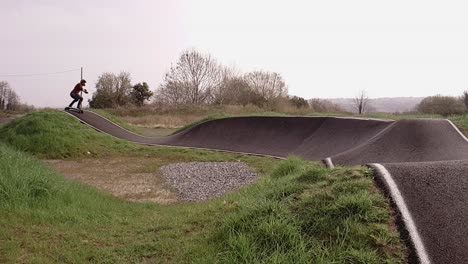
[327,97,424,113]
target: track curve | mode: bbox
[66,110,468,264]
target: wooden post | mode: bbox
[80,67,83,96]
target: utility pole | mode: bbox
[80,67,83,97]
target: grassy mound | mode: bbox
[210,158,405,263]
[0,111,134,158]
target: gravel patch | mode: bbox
[160,162,258,202]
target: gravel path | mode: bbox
[160,162,258,201]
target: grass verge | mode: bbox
[449,115,468,136]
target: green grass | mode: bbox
[449,115,468,136]
[0,145,406,263]
[0,111,139,159]
[211,158,405,263]
[0,142,227,263]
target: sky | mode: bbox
[2,0,468,107]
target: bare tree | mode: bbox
[215,76,266,106]
[6,89,19,110]
[353,90,370,114]
[244,71,288,101]
[211,67,268,106]
[0,81,20,111]
[155,80,187,106]
[0,81,7,110]
[212,66,241,104]
[157,49,223,105]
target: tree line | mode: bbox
[88,49,349,113]
[89,49,292,109]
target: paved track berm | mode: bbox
[66,110,468,264]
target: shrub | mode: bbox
[309,98,345,113]
[416,95,466,116]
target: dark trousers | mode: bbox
[69,92,83,108]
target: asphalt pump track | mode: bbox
[66,110,468,264]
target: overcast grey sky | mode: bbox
[2,0,468,107]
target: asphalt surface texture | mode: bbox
[66,110,468,264]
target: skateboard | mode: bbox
[65,107,84,114]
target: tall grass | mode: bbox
[208,158,406,263]
[0,142,138,220]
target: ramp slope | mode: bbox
[291,117,393,160]
[66,110,468,263]
[381,161,468,264]
[164,116,326,157]
[330,119,468,166]
[66,110,393,158]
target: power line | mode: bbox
[0,68,81,77]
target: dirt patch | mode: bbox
[44,157,178,204]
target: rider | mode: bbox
[68,79,88,109]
